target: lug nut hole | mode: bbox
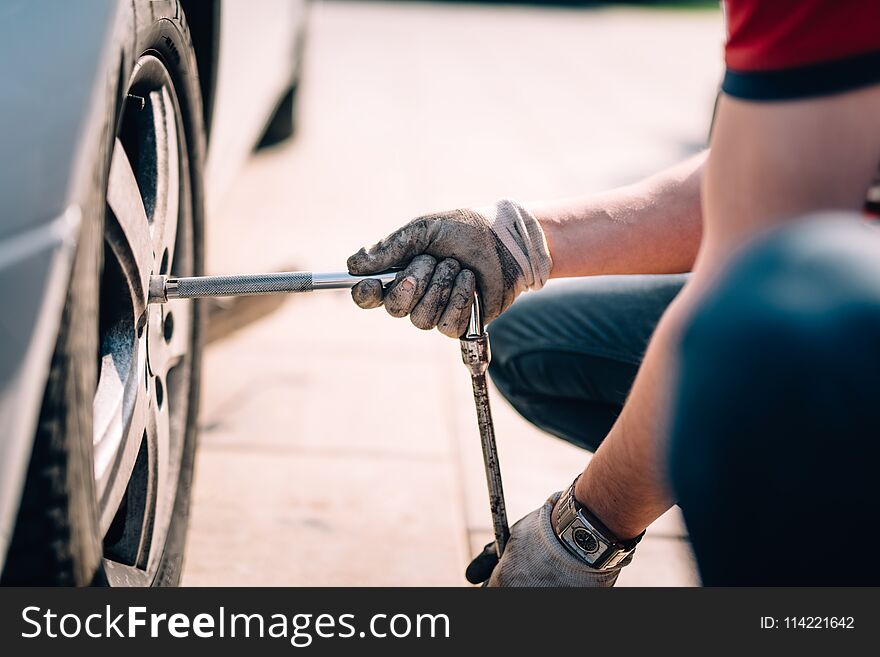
[163,311,174,343]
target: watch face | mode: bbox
[572,527,600,554]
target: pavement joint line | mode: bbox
[207,345,449,359]
[198,440,453,464]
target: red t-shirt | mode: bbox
[721,0,880,100]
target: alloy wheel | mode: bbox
[95,54,195,586]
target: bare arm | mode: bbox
[531,151,706,279]
[575,86,880,540]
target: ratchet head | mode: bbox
[460,292,490,376]
[462,290,485,339]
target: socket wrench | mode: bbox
[147,270,399,303]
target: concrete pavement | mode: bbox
[181,0,724,586]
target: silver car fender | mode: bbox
[0,0,130,572]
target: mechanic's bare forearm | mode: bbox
[574,284,703,539]
[530,151,706,279]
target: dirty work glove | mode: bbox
[347,200,552,337]
[465,493,632,587]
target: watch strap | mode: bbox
[554,478,644,569]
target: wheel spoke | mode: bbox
[107,138,154,317]
[143,374,171,567]
[94,334,150,536]
[151,87,180,270]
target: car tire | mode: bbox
[0,2,205,586]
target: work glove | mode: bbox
[347,200,552,337]
[465,493,632,587]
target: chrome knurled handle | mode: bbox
[171,271,313,299]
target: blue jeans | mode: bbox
[488,214,880,585]
[489,273,688,452]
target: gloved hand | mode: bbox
[347,200,552,337]
[465,493,632,587]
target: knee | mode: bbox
[671,214,880,443]
[668,214,880,534]
[677,213,880,379]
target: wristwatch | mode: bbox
[553,478,644,570]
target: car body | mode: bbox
[0,0,307,577]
